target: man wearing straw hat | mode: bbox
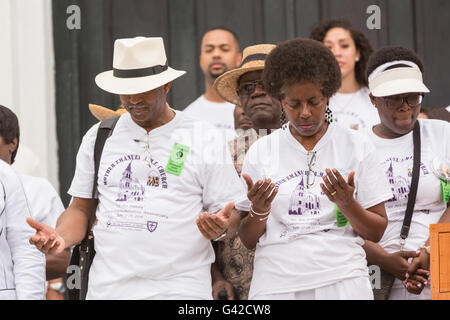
[26,37,244,300]
[210,44,282,300]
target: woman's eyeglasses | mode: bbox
[236,80,265,97]
[380,93,424,110]
[306,151,317,189]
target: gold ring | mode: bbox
[330,190,337,196]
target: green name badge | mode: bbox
[442,179,450,203]
[335,204,350,227]
[166,142,190,176]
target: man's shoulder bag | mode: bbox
[67,116,120,300]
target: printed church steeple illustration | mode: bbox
[289,175,320,215]
[385,160,409,202]
[116,161,145,202]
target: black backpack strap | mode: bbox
[80,116,120,250]
[400,121,421,249]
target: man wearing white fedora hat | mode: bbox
[26,36,244,300]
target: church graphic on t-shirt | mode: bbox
[386,161,409,202]
[116,161,145,202]
[288,176,320,215]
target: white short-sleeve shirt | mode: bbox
[19,175,64,228]
[68,110,243,299]
[329,87,380,131]
[236,122,392,298]
[183,95,236,141]
[366,119,450,253]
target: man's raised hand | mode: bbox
[26,218,65,255]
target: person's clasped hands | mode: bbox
[403,248,430,294]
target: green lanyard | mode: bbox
[335,204,349,227]
[442,179,450,203]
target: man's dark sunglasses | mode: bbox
[236,80,265,97]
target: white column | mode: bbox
[0,0,59,191]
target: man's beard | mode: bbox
[208,70,226,79]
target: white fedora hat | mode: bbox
[95,37,186,95]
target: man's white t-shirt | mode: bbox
[184,95,236,141]
[0,160,46,300]
[19,175,64,228]
[329,87,380,131]
[235,122,393,298]
[366,119,450,291]
[68,110,243,299]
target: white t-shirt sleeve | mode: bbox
[201,133,245,214]
[68,123,99,199]
[22,176,65,228]
[4,169,46,299]
[441,121,450,158]
[354,142,393,209]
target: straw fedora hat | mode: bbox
[88,102,171,121]
[88,104,128,121]
[214,44,276,105]
[95,37,186,95]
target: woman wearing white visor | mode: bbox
[363,46,450,300]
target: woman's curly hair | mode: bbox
[310,18,373,87]
[263,38,341,100]
[366,46,424,79]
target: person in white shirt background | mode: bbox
[310,19,380,131]
[0,105,46,300]
[362,46,450,300]
[236,38,392,300]
[12,145,42,178]
[183,27,242,141]
[26,37,243,300]
[0,105,70,299]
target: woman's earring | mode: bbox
[324,105,334,124]
[280,107,288,130]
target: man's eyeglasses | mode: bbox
[306,151,317,189]
[380,93,424,110]
[236,80,265,97]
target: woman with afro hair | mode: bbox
[235,38,392,300]
[310,18,379,131]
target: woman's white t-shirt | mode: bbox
[329,87,380,131]
[235,122,393,298]
[366,119,450,290]
[68,110,243,299]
